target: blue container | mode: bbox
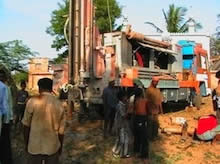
[178,40,196,55]
[178,40,196,69]
[183,59,193,69]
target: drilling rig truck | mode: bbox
[67,0,202,119]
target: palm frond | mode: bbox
[162,9,168,24]
[163,4,202,33]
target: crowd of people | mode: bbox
[2,64,220,164]
[0,67,65,164]
[102,77,163,164]
[0,67,162,164]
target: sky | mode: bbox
[0,0,219,58]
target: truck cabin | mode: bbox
[177,40,210,96]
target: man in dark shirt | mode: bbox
[15,81,29,129]
[102,79,118,138]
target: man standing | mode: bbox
[133,89,149,164]
[102,79,118,138]
[146,76,163,141]
[0,70,13,164]
[212,80,220,123]
[22,78,65,164]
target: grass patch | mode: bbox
[204,152,215,160]
[169,153,183,163]
[151,152,183,164]
[204,151,220,162]
[151,151,169,164]
[186,151,193,157]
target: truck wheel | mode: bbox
[193,94,202,109]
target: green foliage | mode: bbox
[217,14,220,38]
[51,55,66,64]
[12,72,28,85]
[0,40,37,72]
[211,15,220,56]
[211,37,220,56]
[47,0,121,62]
[46,0,69,58]
[151,151,168,164]
[203,151,220,161]
[94,0,121,33]
[163,4,202,32]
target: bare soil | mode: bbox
[12,96,220,164]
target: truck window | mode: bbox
[154,51,168,70]
[137,48,150,68]
[133,46,169,70]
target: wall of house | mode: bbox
[28,57,68,92]
[29,73,53,91]
[28,58,52,90]
[29,58,49,73]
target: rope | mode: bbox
[60,83,74,93]
[107,0,112,32]
[64,17,70,44]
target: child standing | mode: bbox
[112,91,131,158]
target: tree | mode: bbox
[12,72,28,84]
[47,0,122,63]
[211,14,220,56]
[162,4,202,32]
[94,0,121,33]
[0,40,37,72]
[46,0,69,60]
[216,14,220,39]
[211,37,220,56]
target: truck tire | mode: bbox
[193,94,202,109]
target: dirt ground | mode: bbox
[12,96,220,164]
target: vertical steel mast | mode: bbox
[68,0,75,84]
